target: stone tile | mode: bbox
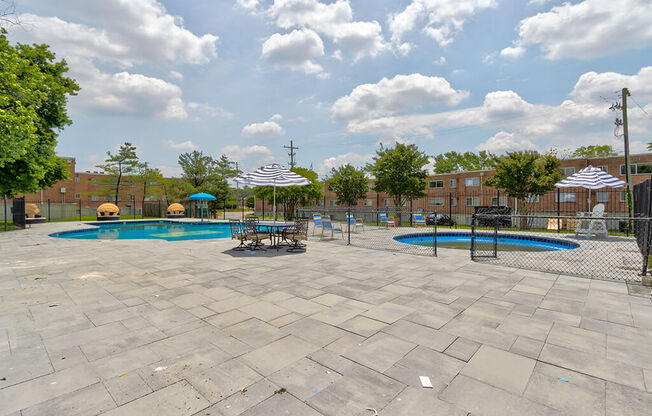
[277,297,327,315]
[184,358,262,403]
[606,381,652,416]
[312,293,348,306]
[49,345,89,371]
[268,357,341,400]
[282,318,346,347]
[337,316,387,337]
[311,303,365,326]
[206,294,258,314]
[440,321,517,350]
[104,371,153,406]
[380,386,467,416]
[169,292,213,309]
[385,345,464,391]
[440,375,558,416]
[361,302,415,324]
[225,318,284,348]
[510,336,544,360]
[532,308,581,327]
[0,364,99,415]
[92,345,163,380]
[343,332,416,373]
[205,310,251,329]
[0,346,53,388]
[188,305,215,319]
[645,368,652,393]
[238,301,290,322]
[200,379,277,416]
[607,335,652,369]
[496,314,553,342]
[268,312,303,327]
[242,335,319,376]
[461,345,536,395]
[382,319,456,352]
[307,364,404,416]
[43,321,129,353]
[80,326,167,361]
[539,343,645,390]
[546,322,606,354]
[241,392,323,416]
[20,382,117,416]
[325,333,365,354]
[101,380,209,416]
[444,337,481,362]
[524,362,606,416]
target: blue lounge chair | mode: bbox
[321,216,344,239]
[379,212,396,227]
[346,213,364,232]
[413,213,426,226]
[312,214,323,236]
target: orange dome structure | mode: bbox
[96,203,120,221]
[167,203,185,218]
[25,203,46,223]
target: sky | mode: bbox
[7,0,652,178]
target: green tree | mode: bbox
[253,167,322,220]
[366,143,430,210]
[484,151,561,218]
[96,142,140,203]
[0,30,79,197]
[160,177,193,205]
[327,164,369,207]
[207,154,239,212]
[134,162,163,207]
[432,151,496,174]
[245,195,255,209]
[571,145,617,158]
[178,150,214,190]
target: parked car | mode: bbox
[426,213,455,226]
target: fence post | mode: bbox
[262,198,265,219]
[409,198,413,227]
[557,188,561,233]
[79,199,82,221]
[48,199,50,222]
[347,206,351,245]
[158,200,161,218]
[449,192,453,229]
[470,214,476,260]
[3,195,6,231]
[493,216,498,258]
[433,220,437,257]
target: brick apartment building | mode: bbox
[254,153,652,216]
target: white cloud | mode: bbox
[332,73,469,124]
[236,0,259,11]
[389,0,498,50]
[434,56,446,65]
[70,58,188,120]
[262,29,326,76]
[156,165,182,177]
[269,113,283,121]
[477,131,539,154]
[499,45,525,59]
[570,67,652,103]
[163,139,198,151]
[242,120,286,137]
[319,152,373,175]
[503,0,652,60]
[168,70,183,80]
[221,145,276,167]
[187,102,233,119]
[269,0,388,62]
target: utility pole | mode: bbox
[283,140,298,169]
[611,88,633,218]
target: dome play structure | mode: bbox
[96,203,120,221]
[166,203,185,218]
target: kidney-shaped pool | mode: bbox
[394,232,579,252]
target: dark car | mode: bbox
[425,213,455,226]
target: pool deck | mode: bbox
[2,221,652,415]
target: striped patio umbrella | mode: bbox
[555,165,627,210]
[235,164,311,221]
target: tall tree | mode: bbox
[571,145,617,158]
[366,143,430,210]
[327,164,369,207]
[96,142,139,203]
[160,177,194,205]
[207,154,240,210]
[178,150,214,190]
[0,29,79,197]
[135,162,163,207]
[432,151,496,174]
[484,151,561,217]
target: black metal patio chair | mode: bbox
[284,217,308,252]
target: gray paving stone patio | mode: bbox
[1,220,652,415]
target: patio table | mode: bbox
[258,221,294,249]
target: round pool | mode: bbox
[50,220,233,241]
[394,232,579,252]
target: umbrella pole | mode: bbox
[273,184,276,224]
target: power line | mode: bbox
[283,140,298,168]
[629,93,652,120]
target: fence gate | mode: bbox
[12,197,25,229]
[470,214,498,259]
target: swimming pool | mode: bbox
[50,220,233,241]
[394,232,579,252]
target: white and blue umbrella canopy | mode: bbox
[235,164,311,221]
[188,193,215,221]
[555,165,627,210]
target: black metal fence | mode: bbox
[470,213,651,282]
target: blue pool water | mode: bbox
[50,220,233,241]
[394,232,579,252]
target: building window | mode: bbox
[74,193,80,199]
[384,199,390,207]
[597,191,609,203]
[524,194,540,203]
[450,179,456,188]
[364,199,373,207]
[598,166,608,173]
[105,196,121,202]
[491,197,507,206]
[620,191,628,202]
[428,180,444,189]
[450,197,457,206]
[555,192,576,203]
[428,197,444,206]
[130,194,135,201]
[561,167,576,177]
[91,178,97,182]
[621,163,652,175]
[465,177,479,187]
[329,200,337,206]
[75,177,80,183]
[466,197,479,206]
[91,195,99,202]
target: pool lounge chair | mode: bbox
[321,216,344,239]
[413,213,426,226]
[575,203,608,237]
[345,213,364,232]
[379,213,396,228]
[312,214,323,236]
